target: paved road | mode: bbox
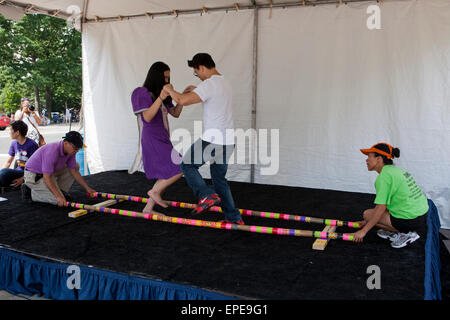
[0,290,47,300]
[0,123,82,167]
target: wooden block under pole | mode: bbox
[68,199,124,218]
[312,225,337,251]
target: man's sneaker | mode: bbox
[191,194,221,215]
[219,219,245,225]
[377,229,400,241]
[390,231,420,249]
[21,184,32,203]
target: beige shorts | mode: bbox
[24,167,75,205]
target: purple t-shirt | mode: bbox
[8,138,39,172]
[25,141,77,175]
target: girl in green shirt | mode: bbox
[352,143,429,248]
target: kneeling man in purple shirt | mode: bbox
[23,131,96,206]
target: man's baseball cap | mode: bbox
[21,97,30,102]
[187,53,215,69]
[360,143,394,159]
[63,131,86,149]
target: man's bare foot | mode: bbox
[143,198,155,213]
[148,190,168,208]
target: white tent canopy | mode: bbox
[2,0,450,229]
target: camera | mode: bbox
[28,104,35,111]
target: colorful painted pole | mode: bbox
[65,201,355,241]
[87,192,361,229]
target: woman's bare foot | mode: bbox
[142,197,155,213]
[148,190,168,208]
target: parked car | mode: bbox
[51,112,61,124]
[0,112,11,131]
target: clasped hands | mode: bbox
[161,84,196,99]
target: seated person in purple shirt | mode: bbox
[22,131,96,206]
[0,120,39,188]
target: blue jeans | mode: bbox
[0,168,24,187]
[180,139,241,222]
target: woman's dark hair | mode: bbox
[143,61,172,105]
[10,120,28,137]
[373,143,400,165]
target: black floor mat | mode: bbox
[0,170,442,299]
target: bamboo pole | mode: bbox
[68,198,123,218]
[64,201,355,241]
[313,225,337,250]
[86,192,361,229]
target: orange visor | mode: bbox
[360,143,393,159]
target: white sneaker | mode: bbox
[377,229,400,241]
[390,232,420,249]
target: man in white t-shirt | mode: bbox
[163,53,243,224]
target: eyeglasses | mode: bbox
[69,142,80,151]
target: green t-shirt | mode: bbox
[374,165,428,219]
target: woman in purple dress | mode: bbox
[131,62,184,213]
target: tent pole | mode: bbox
[81,0,376,23]
[82,0,89,24]
[250,5,259,184]
[81,0,89,175]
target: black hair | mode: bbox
[10,120,28,137]
[373,143,400,165]
[142,61,172,105]
[187,53,216,69]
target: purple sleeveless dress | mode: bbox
[131,87,182,180]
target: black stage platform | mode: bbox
[0,171,447,299]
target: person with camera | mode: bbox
[15,97,43,145]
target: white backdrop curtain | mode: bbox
[254,0,450,228]
[82,10,254,181]
[81,0,450,228]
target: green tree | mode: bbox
[0,13,81,114]
[0,15,14,69]
[0,67,29,113]
[0,82,23,113]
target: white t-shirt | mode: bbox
[193,75,235,145]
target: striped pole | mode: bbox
[65,201,355,241]
[87,192,361,229]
